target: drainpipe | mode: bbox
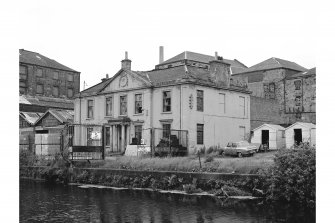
[180,85,182,130]
[79,93,82,144]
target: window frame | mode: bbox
[87,99,94,119]
[196,90,204,112]
[162,123,171,139]
[36,84,44,95]
[67,88,74,98]
[105,126,111,146]
[197,124,204,145]
[53,71,59,80]
[67,73,74,82]
[134,93,143,114]
[162,90,172,113]
[105,96,113,117]
[219,93,226,114]
[119,95,128,116]
[52,86,59,97]
[36,68,43,77]
[134,125,143,144]
[19,65,28,80]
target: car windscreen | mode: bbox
[227,143,237,147]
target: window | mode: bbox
[197,90,204,111]
[19,87,26,94]
[219,93,226,114]
[239,96,245,117]
[197,124,204,145]
[87,127,93,146]
[52,86,59,97]
[36,84,43,94]
[295,96,301,106]
[163,91,171,112]
[67,73,74,82]
[269,83,275,92]
[239,126,246,140]
[135,94,143,114]
[162,124,171,139]
[135,125,142,143]
[36,68,43,77]
[67,88,73,98]
[87,100,94,118]
[264,83,275,99]
[120,95,127,115]
[53,71,59,80]
[106,97,113,116]
[20,65,27,80]
[105,127,110,146]
[294,80,302,90]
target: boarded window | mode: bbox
[197,90,204,111]
[36,68,43,77]
[106,97,113,116]
[52,86,59,97]
[264,83,275,99]
[219,93,225,114]
[135,125,142,143]
[239,96,245,116]
[135,94,143,114]
[120,95,127,115]
[239,126,246,140]
[163,91,171,112]
[294,80,302,90]
[53,71,59,80]
[67,88,73,98]
[87,100,93,118]
[20,65,28,80]
[67,73,74,82]
[162,124,171,139]
[197,124,204,145]
[36,84,43,94]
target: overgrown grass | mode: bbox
[87,151,276,174]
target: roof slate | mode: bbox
[234,57,308,74]
[20,95,74,110]
[19,49,79,72]
[160,51,248,74]
[286,67,316,79]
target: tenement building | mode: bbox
[232,57,315,129]
[73,50,251,155]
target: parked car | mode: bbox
[223,141,257,157]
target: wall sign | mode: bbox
[189,94,193,109]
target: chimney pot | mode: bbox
[215,52,218,60]
[125,51,128,59]
[159,46,164,64]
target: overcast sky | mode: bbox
[19,0,316,90]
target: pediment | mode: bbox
[101,70,150,93]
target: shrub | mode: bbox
[204,155,214,163]
[263,147,315,208]
[183,184,202,194]
[20,150,37,166]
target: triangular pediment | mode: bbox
[100,69,151,93]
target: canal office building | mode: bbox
[73,49,251,155]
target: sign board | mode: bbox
[91,131,101,140]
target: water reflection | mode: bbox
[20,180,315,223]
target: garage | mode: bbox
[285,122,316,148]
[251,124,285,150]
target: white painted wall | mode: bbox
[74,71,251,154]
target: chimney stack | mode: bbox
[101,74,109,82]
[209,57,231,87]
[121,51,131,70]
[215,51,218,60]
[159,46,164,64]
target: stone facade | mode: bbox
[19,63,80,99]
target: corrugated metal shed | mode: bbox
[19,95,74,110]
[19,112,43,125]
[285,122,316,148]
[35,109,74,126]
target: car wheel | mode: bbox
[237,152,242,158]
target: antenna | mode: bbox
[83,81,88,90]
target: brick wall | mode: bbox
[250,96,283,130]
[19,63,80,99]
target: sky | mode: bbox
[18,0,317,90]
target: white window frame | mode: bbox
[105,96,113,117]
[219,93,226,114]
[87,99,94,119]
[134,92,144,115]
[162,90,172,113]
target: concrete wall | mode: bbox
[19,63,80,99]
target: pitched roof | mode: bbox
[233,57,308,74]
[286,122,316,130]
[20,95,74,110]
[35,109,74,126]
[19,49,79,72]
[160,51,248,74]
[253,123,285,132]
[286,67,316,79]
[19,112,43,125]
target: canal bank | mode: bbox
[20,166,264,197]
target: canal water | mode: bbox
[20,180,315,223]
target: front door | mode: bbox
[104,126,111,155]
